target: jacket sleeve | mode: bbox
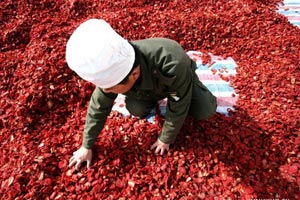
[82,87,117,149]
[155,43,196,144]
[159,62,195,144]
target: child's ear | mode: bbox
[131,65,140,79]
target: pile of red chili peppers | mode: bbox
[0,0,299,199]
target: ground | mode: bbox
[0,0,299,199]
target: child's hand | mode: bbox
[150,138,170,155]
[68,146,92,170]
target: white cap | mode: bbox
[66,19,135,88]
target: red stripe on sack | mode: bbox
[287,16,300,20]
[197,74,224,81]
[216,97,238,107]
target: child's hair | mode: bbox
[118,44,139,84]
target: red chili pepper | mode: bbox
[1,0,300,199]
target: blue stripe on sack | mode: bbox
[197,63,237,70]
[277,10,300,15]
[204,83,235,93]
[290,20,300,25]
[283,2,300,5]
[211,63,237,70]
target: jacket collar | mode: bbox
[130,42,154,90]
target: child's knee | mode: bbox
[193,96,217,120]
[125,98,153,118]
[126,103,150,118]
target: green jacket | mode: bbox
[82,38,197,149]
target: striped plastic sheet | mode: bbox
[277,0,300,28]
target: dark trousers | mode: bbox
[125,74,217,120]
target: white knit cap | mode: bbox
[66,19,135,88]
